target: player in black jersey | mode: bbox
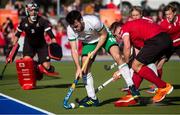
[13,1,59,76]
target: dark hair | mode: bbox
[164,4,176,13]
[66,10,82,25]
[130,6,143,16]
[109,21,123,34]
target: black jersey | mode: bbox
[16,16,52,47]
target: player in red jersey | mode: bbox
[128,6,153,22]
[157,4,180,75]
[112,19,173,105]
[160,5,180,48]
[129,6,160,94]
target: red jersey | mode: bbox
[119,19,163,49]
[159,15,180,47]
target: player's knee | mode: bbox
[132,60,143,72]
[113,54,123,63]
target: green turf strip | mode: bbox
[0,61,180,114]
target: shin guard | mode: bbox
[15,58,42,90]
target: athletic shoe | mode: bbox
[152,83,173,103]
[79,97,99,108]
[38,64,59,77]
[146,85,158,94]
[114,94,138,107]
[77,97,89,105]
[129,85,140,98]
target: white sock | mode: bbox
[85,73,97,100]
[118,63,134,87]
[147,63,158,76]
[130,68,134,78]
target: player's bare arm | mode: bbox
[91,27,108,57]
[69,40,82,78]
[122,35,131,63]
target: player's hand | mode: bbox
[51,38,56,43]
[12,37,18,46]
[113,71,121,81]
[75,67,83,79]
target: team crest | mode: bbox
[31,29,35,33]
[25,23,28,27]
[36,23,39,27]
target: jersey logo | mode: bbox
[36,23,39,27]
[25,23,28,27]
[31,29,35,33]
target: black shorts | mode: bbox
[23,39,50,64]
[174,46,180,57]
[136,32,173,65]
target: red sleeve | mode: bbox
[120,24,129,38]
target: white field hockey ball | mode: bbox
[70,103,75,109]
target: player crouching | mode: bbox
[13,1,62,90]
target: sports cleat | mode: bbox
[146,85,158,94]
[129,85,140,98]
[152,83,173,103]
[38,64,59,77]
[114,94,138,107]
[78,97,99,108]
[77,97,89,105]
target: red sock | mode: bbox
[158,68,163,79]
[132,72,143,89]
[138,66,166,88]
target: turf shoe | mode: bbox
[152,83,173,103]
[76,96,89,105]
[78,97,99,108]
[114,94,138,107]
[146,85,158,94]
[129,85,140,98]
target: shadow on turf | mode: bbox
[35,83,84,89]
[99,96,180,107]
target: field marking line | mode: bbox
[0,93,55,115]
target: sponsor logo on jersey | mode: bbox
[31,29,35,33]
[25,23,28,27]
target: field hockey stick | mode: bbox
[0,43,19,80]
[104,62,117,71]
[0,63,8,80]
[75,73,121,104]
[95,77,114,93]
[63,53,92,109]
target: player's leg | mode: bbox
[146,59,166,94]
[78,43,99,107]
[103,33,140,106]
[104,33,140,97]
[16,57,41,90]
[37,44,59,76]
[22,40,43,81]
[133,33,173,103]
